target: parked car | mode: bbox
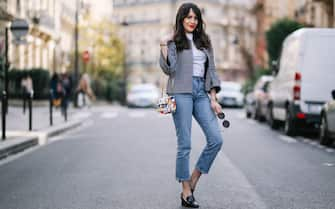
[267,28,335,136]
[245,75,273,120]
[217,81,244,108]
[245,90,255,118]
[320,90,335,146]
[126,83,159,108]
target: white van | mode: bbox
[267,28,335,136]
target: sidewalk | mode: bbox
[0,102,90,160]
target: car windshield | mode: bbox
[221,83,241,92]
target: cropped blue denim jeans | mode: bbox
[172,77,223,182]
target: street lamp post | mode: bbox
[1,19,29,140]
[74,0,79,92]
[2,27,9,140]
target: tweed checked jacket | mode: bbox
[159,41,221,94]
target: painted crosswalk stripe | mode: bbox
[323,163,334,167]
[279,135,297,143]
[236,112,246,119]
[325,148,334,153]
[101,112,118,119]
[247,120,257,125]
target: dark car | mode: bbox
[320,90,335,146]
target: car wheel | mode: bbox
[284,109,297,136]
[246,111,251,118]
[268,105,280,129]
[320,114,334,146]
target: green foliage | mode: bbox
[7,68,50,99]
[76,18,126,102]
[91,70,124,102]
[266,18,303,66]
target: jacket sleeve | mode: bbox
[208,48,221,93]
[159,42,177,75]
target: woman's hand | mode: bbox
[210,89,222,114]
[210,99,222,115]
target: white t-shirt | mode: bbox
[186,33,206,77]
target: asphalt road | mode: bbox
[0,105,334,209]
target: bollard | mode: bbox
[64,102,68,122]
[2,91,7,140]
[23,93,26,114]
[49,90,53,126]
[28,91,33,131]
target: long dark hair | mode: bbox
[173,3,211,52]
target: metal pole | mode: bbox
[2,91,6,140]
[28,91,33,131]
[23,92,26,114]
[49,90,53,126]
[74,0,79,94]
[2,27,9,140]
[5,27,9,114]
[64,103,67,122]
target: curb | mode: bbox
[0,136,39,160]
[0,120,83,160]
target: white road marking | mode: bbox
[236,112,246,119]
[325,148,335,153]
[278,135,297,143]
[128,111,146,118]
[322,163,334,167]
[73,112,92,120]
[247,120,257,125]
[308,141,318,146]
[101,112,118,119]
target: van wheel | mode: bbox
[284,110,297,136]
[320,115,334,146]
[254,104,260,120]
[268,105,280,129]
[246,111,251,118]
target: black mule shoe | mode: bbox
[181,193,199,208]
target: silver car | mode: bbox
[127,83,159,108]
[320,90,335,146]
[217,81,244,108]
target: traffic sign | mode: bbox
[10,18,29,41]
[82,50,90,63]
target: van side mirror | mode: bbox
[332,90,335,100]
[271,60,278,75]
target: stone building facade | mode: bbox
[112,0,257,84]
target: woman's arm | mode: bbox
[210,88,222,114]
[160,43,168,61]
[159,36,177,75]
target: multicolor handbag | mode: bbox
[157,74,176,114]
[157,95,176,114]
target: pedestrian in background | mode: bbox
[60,72,72,116]
[159,3,223,208]
[21,72,33,113]
[76,73,95,108]
[50,73,64,107]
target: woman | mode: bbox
[159,3,223,208]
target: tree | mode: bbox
[78,18,125,80]
[266,18,303,66]
[75,15,125,102]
